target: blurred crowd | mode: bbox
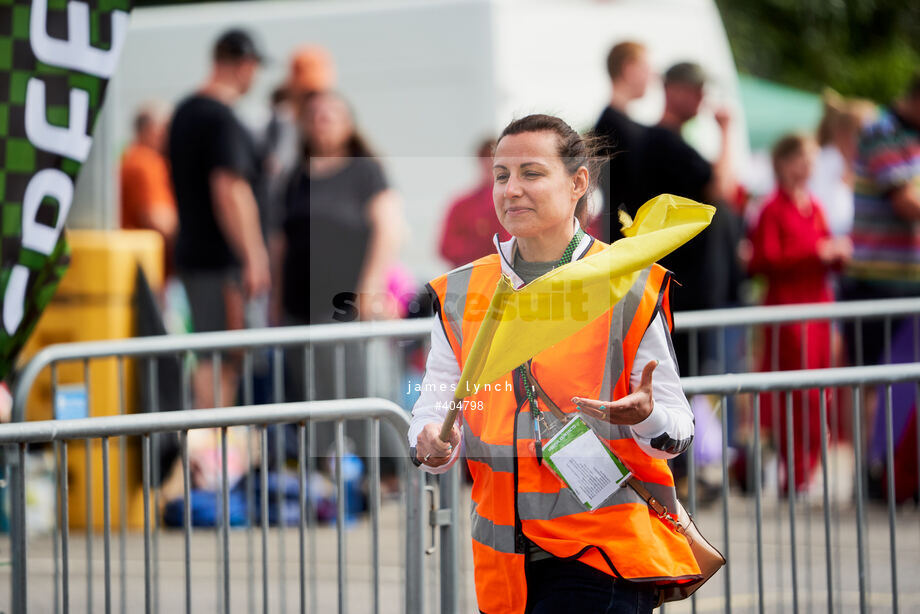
[119,29,920,518]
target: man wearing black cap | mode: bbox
[634,61,742,372]
[635,62,735,208]
[168,28,270,407]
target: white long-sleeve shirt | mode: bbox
[408,229,695,474]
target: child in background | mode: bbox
[749,134,852,493]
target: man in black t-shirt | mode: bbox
[634,62,743,374]
[592,41,651,242]
[168,28,270,407]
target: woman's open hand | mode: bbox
[416,422,461,467]
[571,360,658,425]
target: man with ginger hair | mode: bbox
[592,41,652,242]
[121,101,177,276]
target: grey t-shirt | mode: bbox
[513,251,555,284]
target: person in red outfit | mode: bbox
[749,134,852,492]
[438,139,510,267]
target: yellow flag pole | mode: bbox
[438,278,511,441]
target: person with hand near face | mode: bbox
[409,114,699,614]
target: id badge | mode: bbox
[542,416,632,511]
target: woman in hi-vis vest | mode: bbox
[408,115,699,614]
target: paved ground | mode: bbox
[0,489,918,613]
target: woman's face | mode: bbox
[303,94,353,154]
[492,131,585,239]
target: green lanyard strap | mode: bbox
[516,227,584,459]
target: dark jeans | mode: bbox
[525,557,657,614]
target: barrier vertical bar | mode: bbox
[52,365,60,614]
[819,390,832,614]
[102,436,112,614]
[242,350,256,614]
[370,418,382,614]
[60,440,70,614]
[116,359,127,614]
[884,385,899,613]
[221,426,231,614]
[212,353,223,614]
[884,317,892,364]
[852,387,867,614]
[336,420,347,614]
[440,465,459,614]
[334,344,346,399]
[720,394,731,614]
[405,460,424,614]
[147,358,162,614]
[11,443,27,613]
[785,391,798,614]
[260,426,269,614]
[771,327,784,601]
[305,345,318,614]
[181,430,192,614]
[298,422,307,614]
[272,346,287,614]
[687,434,697,614]
[800,325,813,614]
[364,346,382,614]
[855,319,864,366]
[689,329,699,377]
[84,359,93,614]
[142,434,152,614]
[181,351,192,410]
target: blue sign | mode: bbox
[55,385,88,420]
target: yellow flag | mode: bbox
[456,193,715,397]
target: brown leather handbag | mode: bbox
[627,478,726,605]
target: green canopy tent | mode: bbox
[738,74,824,150]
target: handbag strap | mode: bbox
[626,476,684,534]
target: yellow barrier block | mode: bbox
[19,229,165,529]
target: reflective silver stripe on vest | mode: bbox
[463,422,515,473]
[442,264,475,348]
[598,267,652,403]
[518,480,679,520]
[579,414,633,441]
[471,502,518,554]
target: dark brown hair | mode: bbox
[498,114,598,228]
[299,90,375,158]
[606,41,646,81]
[771,133,814,177]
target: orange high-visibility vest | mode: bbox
[427,239,701,614]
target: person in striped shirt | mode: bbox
[842,71,920,365]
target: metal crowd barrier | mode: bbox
[0,399,429,614]
[6,319,437,614]
[6,296,920,613]
[672,363,920,614]
[673,296,920,376]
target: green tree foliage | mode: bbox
[716,0,920,103]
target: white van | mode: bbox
[76,0,747,282]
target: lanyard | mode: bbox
[516,227,584,462]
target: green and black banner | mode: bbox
[0,0,132,379]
